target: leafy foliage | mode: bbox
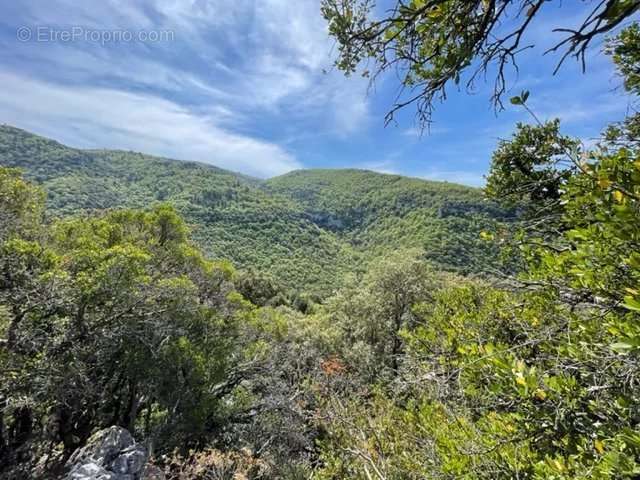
[0,126,508,295]
[608,22,640,95]
[309,128,640,477]
[3,18,640,480]
[308,22,640,480]
[322,0,640,126]
[0,187,248,464]
[485,120,579,221]
[0,167,44,242]
[266,169,512,275]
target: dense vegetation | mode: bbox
[267,169,511,274]
[0,126,507,296]
[1,6,640,480]
[321,0,639,126]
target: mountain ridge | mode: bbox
[270,167,475,187]
[0,124,508,295]
[2,124,482,188]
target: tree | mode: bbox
[485,23,640,303]
[234,268,288,307]
[0,167,43,242]
[322,0,640,126]
[604,22,640,149]
[326,250,443,378]
[0,181,245,465]
[608,22,640,95]
[485,119,579,227]
[314,24,640,478]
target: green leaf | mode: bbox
[510,91,529,106]
[623,295,640,312]
[611,342,634,354]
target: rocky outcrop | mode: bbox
[65,426,157,480]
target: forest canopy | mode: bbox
[1,7,640,480]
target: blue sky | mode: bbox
[0,1,637,185]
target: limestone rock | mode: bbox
[65,427,148,480]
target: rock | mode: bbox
[111,445,147,475]
[67,462,117,480]
[65,427,148,480]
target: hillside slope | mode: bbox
[265,169,510,274]
[0,125,507,294]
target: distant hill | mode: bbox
[265,169,511,274]
[0,125,509,295]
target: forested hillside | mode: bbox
[2,6,640,480]
[0,125,507,295]
[266,169,511,273]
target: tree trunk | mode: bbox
[123,380,140,432]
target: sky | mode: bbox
[0,1,637,185]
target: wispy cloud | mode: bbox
[0,72,300,177]
[0,0,371,176]
[0,0,634,181]
[419,169,486,187]
[402,125,451,137]
[360,158,400,175]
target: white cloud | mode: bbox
[11,0,154,30]
[0,72,301,177]
[3,0,372,164]
[533,94,630,125]
[149,0,369,127]
[402,125,451,137]
[0,0,380,178]
[360,158,400,175]
[420,170,486,187]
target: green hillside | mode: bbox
[0,125,507,295]
[265,169,511,273]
